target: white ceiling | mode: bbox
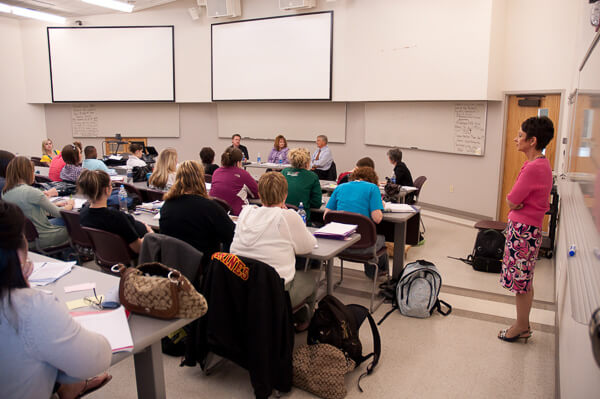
[0,0,177,18]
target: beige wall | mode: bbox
[0,16,46,157]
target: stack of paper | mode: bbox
[383,203,418,213]
[314,222,358,239]
[73,306,134,353]
[29,261,75,286]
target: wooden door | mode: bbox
[499,94,560,229]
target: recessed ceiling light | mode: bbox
[81,0,134,13]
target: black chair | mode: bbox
[412,175,427,204]
[24,217,71,258]
[34,175,52,184]
[31,157,46,167]
[140,187,165,202]
[324,210,389,313]
[211,197,232,214]
[60,210,93,263]
[204,174,212,183]
[314,161,337,181]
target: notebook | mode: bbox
[73,306,134,353]
[383,203,418,213]
[314,222,358,239]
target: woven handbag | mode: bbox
[114,262,207,320]
[293,343,356,399]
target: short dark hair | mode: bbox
[221,147,243,167]
[61,144,80,165]
[232,134,241,140]
[522,116,554,150]
[84,145,97,159]
[387,148,402,164]
[0,150,15,178]
[129,143,144,154]
[200,147,215,164]
[356,157,374,169]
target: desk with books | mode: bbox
[29,252,194,399]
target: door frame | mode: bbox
[496,90,566,220]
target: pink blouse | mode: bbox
[507,157,553,228]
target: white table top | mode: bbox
[244,161,291,171]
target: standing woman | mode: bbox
[41,139,60,164]
[498,116,554,342]
[268,134,289,164]
[149,148,178,191]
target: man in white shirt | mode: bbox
[126,143,147,170]
[311,134,334,180]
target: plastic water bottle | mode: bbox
[391,174,396,184]
[118,185,128,212]
[298,202,307,224]
[279,154,283,165]
[257,153,261,164]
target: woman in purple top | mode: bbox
[209,147,259,215]
[267,135,289,164]
[59,144,83,183]
[498,116,554,343]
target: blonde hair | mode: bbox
[149,148,177,190]
[77,169,111,202]
[164,160,207,201]
[3,156,34,193]
[258,172,287,206]
[273,135,288,150]
[288,148,310,169]
[42,139,53,157]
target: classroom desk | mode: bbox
[310,206,420,279]
[243,161,291,171]
[29,252,193,399]
[320,180,418,203]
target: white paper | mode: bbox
[29,262,75,285]
[73,307,134,353]
[384,203,417,213]
[314,222,357,237]
[74,198,87,209]
[108,155,123,160]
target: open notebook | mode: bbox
[383,203,418,213]
[73,306,134,353]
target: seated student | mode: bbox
[126,143,147,170]
[310,134,334,180]
[49,142,81,182]
[282,148,321,223]
[160,160,235,263]
[200,147,219,176]
[0,150,15,193]
[78,170,152,254]
[209,147,259,215]
[0,200,112,399]
[82,145,110,173]
[387,147,415,203]
[268,134,289,164]
[230,172,318,326]
[149,148,177,191]
[60,144,84,183]
[229,133,249,161]
[41,138,60,164]
[337,157,375,185]
[325,166,388,278]
[2,156,72,248]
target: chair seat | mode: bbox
[337,246,388,263]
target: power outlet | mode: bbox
[449,184,454,193]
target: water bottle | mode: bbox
[127,170,133,184]
[279,154,283,165]
[118,185,128,212]
[297,202,307,224]
[257,153,261,164]
[391,174,396,184]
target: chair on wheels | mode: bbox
[24,218,71,258]
[60,210,94,263]
[324,210,389,313]
[34,175,52,184]
[412,175,427,204]
[81,226,137,272]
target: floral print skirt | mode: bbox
[500,220,542,294]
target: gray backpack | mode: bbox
[378,260,451,323]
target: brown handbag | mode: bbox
[293,343,356,399]
[114,262,207,320]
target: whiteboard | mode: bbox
[364,102,487,155]
[217,102,346,142]
[48,26,175,102]
[70,103,179,138]
[211,12,333,101]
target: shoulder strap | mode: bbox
[430,299,452,316]
[347,304,381,392]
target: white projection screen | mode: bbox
[48,26,175,102]
[211,11,333,101]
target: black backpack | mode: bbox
[307,295,380,391]
[449,229,505,273]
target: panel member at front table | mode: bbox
[310,134,334,180]
[230,133,249,161]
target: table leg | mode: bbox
[134,341,166,399]
[392,221,407,280]
[326,259,333,295]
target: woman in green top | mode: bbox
[282,148,322,223]
[2,156,73,249]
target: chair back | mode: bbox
[34,175,52,184]
[24,217,39,242]
[413,175,427,203]
[204,174,212,183]
[285,203,299,212]
[81,226,134,269]
[60,210,93,249]
[118,182,143,199]
[31,157,45,167]
[326,161,337,181]
[212,197,232,214]
[141,188,165,202]
[324,210,376,250]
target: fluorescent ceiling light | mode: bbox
[0,2,66,23]
[81,0,134,13]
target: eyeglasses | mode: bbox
[83,288,119,310]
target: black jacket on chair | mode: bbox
[183,253,294,399]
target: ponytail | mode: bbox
[77,169,111,202]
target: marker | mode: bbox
[568,245,576,257]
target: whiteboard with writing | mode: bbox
[364,101,487,156]
[72,104,99,137]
